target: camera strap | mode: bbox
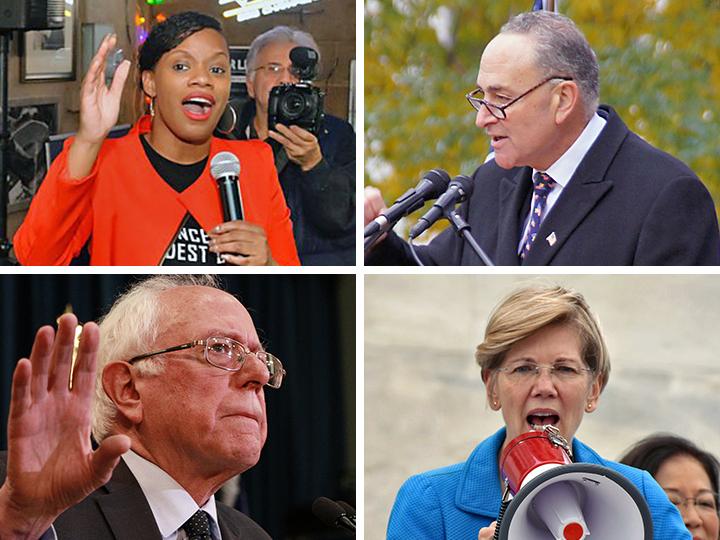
[267,138,291,174]
[241,100,291,174]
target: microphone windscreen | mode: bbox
[210,151,241,179]
[312,496,345,527]
[289,46,319,67]
[424,169,451,197]
[452,174,474,199]
[336,500,356,518]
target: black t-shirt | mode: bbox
[139,135,224,266]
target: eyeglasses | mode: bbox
[127,336,286,389]
[665,492,719,514]
[252,63,298,78]
[465,76,574,120]
[495,362,593,383]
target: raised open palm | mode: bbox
[0,314,130,537]
[77,33,131,144]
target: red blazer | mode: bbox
[13,116,300,265]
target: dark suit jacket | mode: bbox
[0,455,271,540]
[366,105,720,266]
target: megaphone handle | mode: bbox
[492,501,508,540]
[493,483,512,540]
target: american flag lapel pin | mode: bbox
[546,232,557,246]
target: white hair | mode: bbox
[246,25,321,82]
[91,275,220,442]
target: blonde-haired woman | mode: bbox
[387,285,690,540]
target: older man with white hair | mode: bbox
[229,25,356,265]
[0,275,282,539]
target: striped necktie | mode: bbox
[520,172,556,260]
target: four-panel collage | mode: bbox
[0,0,719,539]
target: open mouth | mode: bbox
[181,96,215,119]
[491,135,508,144]
[527,412,559,429]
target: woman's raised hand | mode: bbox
[76,33,131,145]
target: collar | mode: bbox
[533,112,607,188]
[122,450,221,539]
[454,427,606,516]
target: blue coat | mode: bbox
[387,428,690,539]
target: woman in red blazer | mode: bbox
[14,12,299,266]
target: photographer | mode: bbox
[235,26,355,265]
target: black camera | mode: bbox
[267,47,325,135]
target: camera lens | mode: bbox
[280,91,307,120]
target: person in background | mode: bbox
[233,26,355,265]
[620,434,720,540]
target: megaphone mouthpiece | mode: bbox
[531,481,588,540]
[562,522,586,540]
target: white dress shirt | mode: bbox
[43,451,223,540]
[122,450,223,540]
[517,112,607,253]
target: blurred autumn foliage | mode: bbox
[365,0,720,227]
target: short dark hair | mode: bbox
[619,433,720,506]
[138,11,224,89]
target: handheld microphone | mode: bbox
[409,175,474,239]
[312,496,356,533]
[210,152,244,222]
[364,169,450,238]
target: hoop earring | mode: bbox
[216,103,237,135]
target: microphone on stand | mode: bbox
[407,174,494,266]
[364,169,450,238]
[409,175,474,239]
[312,496,356,533]
[210,152,244,221]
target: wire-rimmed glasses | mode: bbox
[465,76,574,120]
[664,491,719,515]
[252,63,298,79]
[495,362,594,384]
[127,336,286,389]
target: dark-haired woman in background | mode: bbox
[14,12,299,265]
[620,434,720,540]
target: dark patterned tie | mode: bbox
[520,172,557,260]
[182,509,212,540]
